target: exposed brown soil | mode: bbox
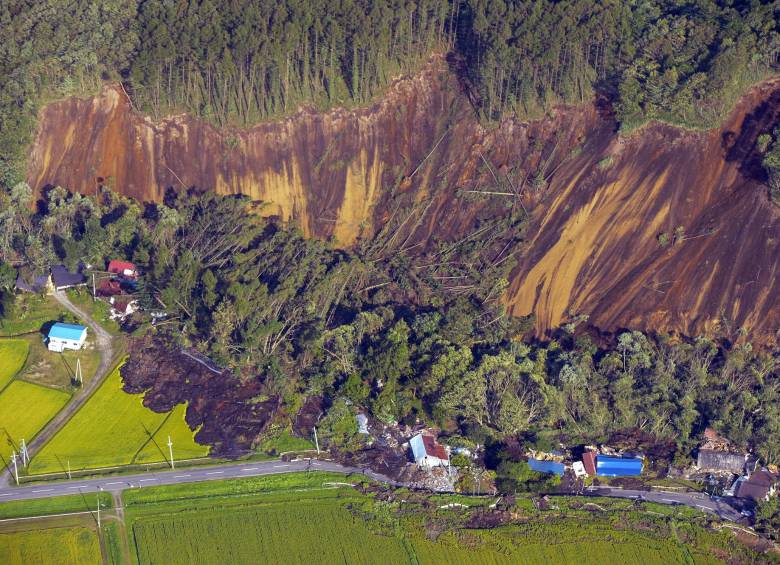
[120,337,279,458]
[26,54,780,343]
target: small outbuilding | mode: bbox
[527,458,565,476]
[410,433,449,468]
[595,455,643,477]
[47,322,87,352]
[108,260,138,279]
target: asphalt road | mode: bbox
[1,291,115,488]
[0,460,396,503]
[0,456,746,525]
[583,485,744,522]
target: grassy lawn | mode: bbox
[66,288,121,335]
[256,426,315,455]
[0,526,102,565]
[0,293,68,336]
[119,473,761,565]
[0,493,112,520]
[0,339,29,391]
[0,380,70,446]
[29,364,208,474]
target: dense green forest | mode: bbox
[1,187,778,469]
[2,1,779,189]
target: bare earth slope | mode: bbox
[26,56,780,343]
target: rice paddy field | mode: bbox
[29,365,208,474]
[0,526,101,565]
[0,339,29,390]
[0,380,69,445]
[117,474,764,565]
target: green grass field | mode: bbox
[29,365,208,474]
[0,339,29,390]
[0,493,112,520]
[0,293,66,336]
[0,380,69,446]
[0,526,101,565]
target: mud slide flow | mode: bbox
[26,56,780,343]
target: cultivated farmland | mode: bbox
[131,497,411,565]
[29,365,208,474]
[0,339,29,390]
[0,526,101,565]
[121,474,758,565]
[0,380,69,446]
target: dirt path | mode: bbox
[1,291,116,486]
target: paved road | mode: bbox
[583,485,744,522]
[0,460,396,502]
[1,291,116,487]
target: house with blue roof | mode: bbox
[527,458,565,476]
[47,323,87,352]
[595,455,643,477]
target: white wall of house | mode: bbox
[47,335,86,352]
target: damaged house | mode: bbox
[696,450,748,475]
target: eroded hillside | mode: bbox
[26,57,780,343]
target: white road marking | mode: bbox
[173,474,191,478]
[661,499,677,503]
[32,489,53,493]
[105,482,122,486]
[139,478,156,482]
[206,471,223,475]
[0,493,11,497]
[272,465,290,468]
[241,468,258,472]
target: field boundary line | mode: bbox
[125,483,353,507]
[0,510,96,523]
[23,456,214,481]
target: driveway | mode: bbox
[1,291,116,486]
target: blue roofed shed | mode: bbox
[47,322,87,352]
[527,458,565,476]
[595,455,643,477]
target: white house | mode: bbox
[409,433,449,468]
[47,323,87,352]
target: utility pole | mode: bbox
[75,358,83,386]
[92,272,96,300]
[10,451,18,485]
[96,487,102,529]
[67,460,72,480]
[20,439,28,467]
[167,435,174,470]
[313,427,320,455]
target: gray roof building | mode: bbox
[696,449,747,474]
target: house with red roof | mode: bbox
[582,451,597,476]
[107,260,138,279]
[410,433,449,468]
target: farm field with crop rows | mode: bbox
[0,339,29,390]
[0,380,69,446]
[130,497,411,565]
[0,525,101,565]
[124,479,735,565]
[29,365,207,474]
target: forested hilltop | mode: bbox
[2,0,779,189]
[1,188,779,470]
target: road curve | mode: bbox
[0,460,397,502]
[582,485,744,522]
[1,291,116,487]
